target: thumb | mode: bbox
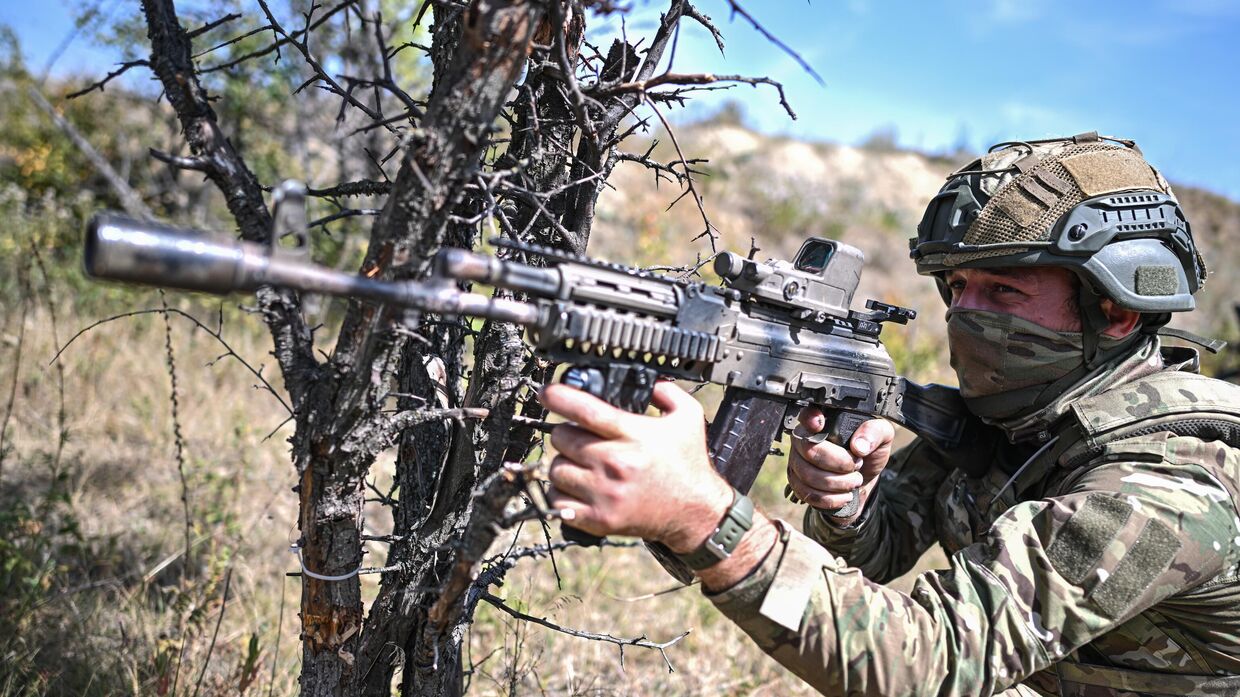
[649,380,699,416]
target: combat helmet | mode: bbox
[910,131,1207,362]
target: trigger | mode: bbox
[791,424,829,444]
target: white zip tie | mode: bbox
[290,544,362,581]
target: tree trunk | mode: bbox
[133,1,712,694]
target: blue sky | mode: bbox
[5,0,1240,197]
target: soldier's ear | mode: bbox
[1099,299,1141,339]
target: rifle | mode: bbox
[84,183,983,581]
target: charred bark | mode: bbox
[126,0,775,693]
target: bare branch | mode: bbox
[254,0,383,123]
[199,0,358,73]
[149,147,210,172]
[723,0,825,85]
[683,3,725,54]
[481,592,690,673]
[603,71,796,119]
[643,94,717,249]
[306,180,393,198]
[28,85,154,219]
[341,406,490,469]
[187,12,242,39]
[52,307,293,415]
[308,208,381,230]
[66,59,149,100]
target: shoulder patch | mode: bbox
[1047,494,1132,584]
[1090,518,1180,618]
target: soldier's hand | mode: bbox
[538,381,734,553]
[787,408,894,525]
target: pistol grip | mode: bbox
[804,409,867,520]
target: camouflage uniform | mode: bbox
[705,135,1240,696]
[708,340,1240,696]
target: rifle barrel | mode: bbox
[434,248,562,298]
[84,213,543,326]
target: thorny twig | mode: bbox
[602,71,796,119]
[28,243,68,476]
[199,0,358,73]
[160,290,195,567]
[723,0,825,85]
[0,258,30,480]
[481,592,689,673]
[192,568,233,697]
[187,12,242,39]
[642,94,717,249]
[254,0,385,124]
[66,59,150,99]
[52,307,293,415]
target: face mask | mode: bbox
[946,308,1129,420]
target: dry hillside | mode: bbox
[594,120,1240,381]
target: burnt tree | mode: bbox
[90,0,794,693]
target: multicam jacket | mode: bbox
[707,344,1240,696]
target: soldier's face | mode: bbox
[944,266,1082,332]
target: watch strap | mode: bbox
[676,488,754,571]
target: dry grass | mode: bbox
[4,122,1237,695]
[0,290,303,696]
[0,283,946,697]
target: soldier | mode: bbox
[540,132,1240,695]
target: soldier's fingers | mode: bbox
[792,429,862,474]
[648,381,702,419]
[547,455,595,502]
[804,490,857,512]
[549,423,606,463]
[786,465,858,511]
[539,384,634,439]
[789,457,863,494]
[545,485,596,532]
[797,406,826,432]
[849,418,896,458]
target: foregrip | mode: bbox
[558,365,658,547]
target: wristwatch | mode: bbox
[674,488,754,571]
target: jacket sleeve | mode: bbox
[711,434,1240,697]
[802,438,952,583]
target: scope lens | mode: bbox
[794,239,834,273]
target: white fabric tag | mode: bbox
[758,531,820,632]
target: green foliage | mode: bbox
[744,185,844,242]
[0,448,256,695]
[0,184,163,314]
[859,125,901,153]
[0,456,92,694]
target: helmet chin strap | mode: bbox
[1079,283,1114,368]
